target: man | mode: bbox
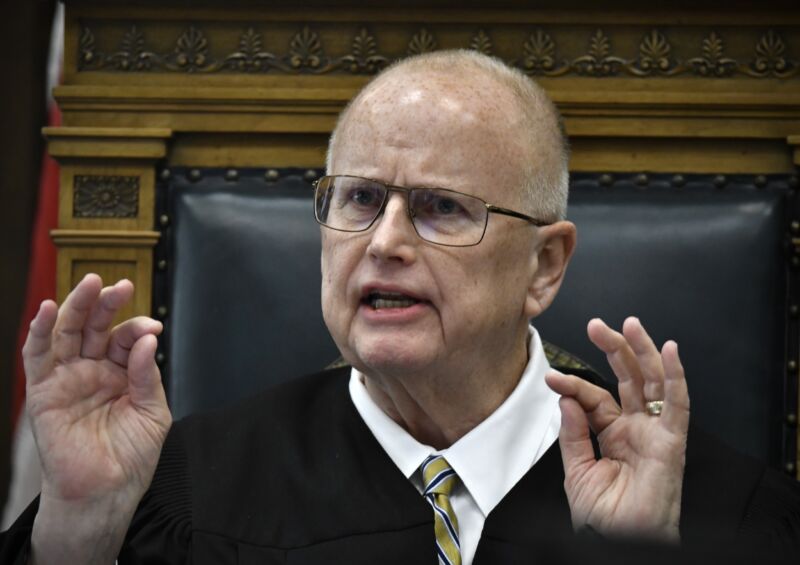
[2,50,798,564]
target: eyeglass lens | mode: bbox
[315,176,489,246]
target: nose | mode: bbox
[366,192,418,263]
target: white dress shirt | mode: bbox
[349,326,561,565]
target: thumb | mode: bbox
[127,334,168,414]
[558,396,596,481]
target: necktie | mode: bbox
[421,454,461,565]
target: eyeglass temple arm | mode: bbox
[486,204,551,227]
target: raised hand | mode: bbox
[545,317,690,542]
[23,274,171,564]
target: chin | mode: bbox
[349,336,437,377]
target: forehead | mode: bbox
[330,71,530,199]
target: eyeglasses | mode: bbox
[313,175,551,247]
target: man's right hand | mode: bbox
[23,274,172,564]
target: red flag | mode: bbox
[2,3,63,528]
[10,103,60,428]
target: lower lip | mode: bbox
[358,301,431,323]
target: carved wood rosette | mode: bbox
[44,127,172,321]
[73,174,140,218]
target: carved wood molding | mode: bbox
[51,229,161,247]
[73,175,140,218]
[76,22,800,79]
[44,127,173,159]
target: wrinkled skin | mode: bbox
[24,275,170,564]
[322,71,577,448]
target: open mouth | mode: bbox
[363,291,422,310]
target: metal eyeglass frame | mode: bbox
[313,174,552,247]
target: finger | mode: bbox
[127,334,168,413]
[661,341,690,433]
[546,371,621,434]
[22,300,59,385]
[587,318,646,412]
[51,274,103,361]
[557,396,597,481]
[107,317,163,367]
[622,317,664,402]
[80,280,135,359]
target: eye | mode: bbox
[352,188,377,206]
[434,197,459,215]
[422,193,468,218]
[342,184,382,208]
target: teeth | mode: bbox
[372,298,417,309]
[368,291,420,309]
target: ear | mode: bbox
[524,220,577,318]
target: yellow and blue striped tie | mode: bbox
[421,455,461,565]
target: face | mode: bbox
[321,72,566,379]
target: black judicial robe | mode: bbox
[2,365,800,564]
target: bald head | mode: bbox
[327,50,569,221]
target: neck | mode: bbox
[362,331,530,450]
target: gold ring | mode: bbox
[645,400,664,416]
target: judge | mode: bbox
[3,50,799,565]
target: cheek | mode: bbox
[320,236,360,318]
[446,238,532,319]
[320,239,342,322]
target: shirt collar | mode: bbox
[349,326,561,516]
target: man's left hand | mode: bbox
[545,317,690,542]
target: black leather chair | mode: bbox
[153,167,799,473]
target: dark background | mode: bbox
[0,0,56,512]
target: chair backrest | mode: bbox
[155,167,798,471]
[156,169,340,420]
[537,174,794,468]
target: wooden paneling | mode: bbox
[54,232,159,321]
[46,124,169,320]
